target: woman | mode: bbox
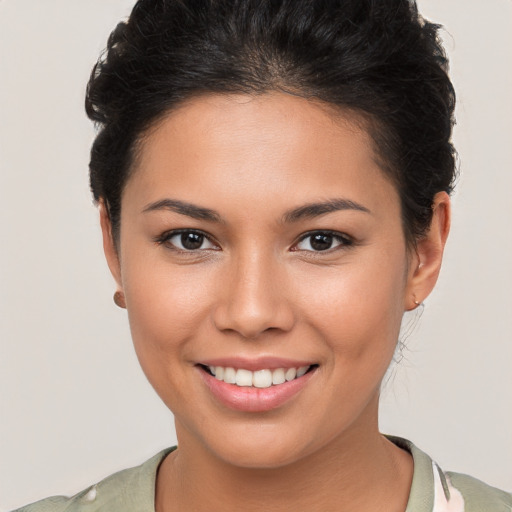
[9,0,511,511]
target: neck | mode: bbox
[156,402,412,512]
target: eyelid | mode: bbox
[154,228,353,253]
[154,228,220,251]
[291,230,354,252]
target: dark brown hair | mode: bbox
[86,0,456,245]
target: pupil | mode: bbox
[311,234,333,251]
[181,232,203,250]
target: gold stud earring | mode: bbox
[113,291,126,309]
[412,296,423,310]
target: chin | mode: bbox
[194,414,345,471]
[175,415,315,470]
[210,439,308,470]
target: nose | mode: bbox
[212,251,295,339]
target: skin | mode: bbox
[100,92,450,511]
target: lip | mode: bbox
[197,363,317,413]
[198,356,314,372]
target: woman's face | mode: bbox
[103,93,434,468]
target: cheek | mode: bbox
[298,259,406,423]
[298,252,407,360]
[120,257,221,410]
[121,250,217,361]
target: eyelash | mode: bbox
[292,230,354,253]
[154,229,354,254]
[154,229,219,253]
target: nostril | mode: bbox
[211,273,295,338]
[212,305,295,340]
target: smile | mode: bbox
[206,365,312,388]
[198,361,318,412]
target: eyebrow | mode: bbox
[142,197,371,223]
[282,198,371,223]
[142,199,223,223]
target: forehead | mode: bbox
[125,92,399,219]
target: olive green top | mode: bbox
[11,437,512,512]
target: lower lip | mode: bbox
[198,367,316,412]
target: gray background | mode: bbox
[1,0,511,509]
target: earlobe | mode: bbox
[406,191,451,310]
[99,200,123,291]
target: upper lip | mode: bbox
[197,356,316,371]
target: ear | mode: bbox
[99,200,123,292]
[405,191,451,310]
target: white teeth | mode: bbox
[253,369,272,388]
[296,366,309,377]
[224,367,236,384]
[285,368,297,381]
[235,369,253,387]
[206,365,312,387]
[215,366,224,381]
[272,368,286,385]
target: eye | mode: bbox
[156,230,218,252]
[293,231,352,252]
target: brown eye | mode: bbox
[310,233,334,251]
[159,230,218,251]
[294,231,352,252]
[180,232,204,250]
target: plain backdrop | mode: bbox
[1,0,511,509]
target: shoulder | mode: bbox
[387,436,512,512]
[445,471,512,512]
[10,448,174,512]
